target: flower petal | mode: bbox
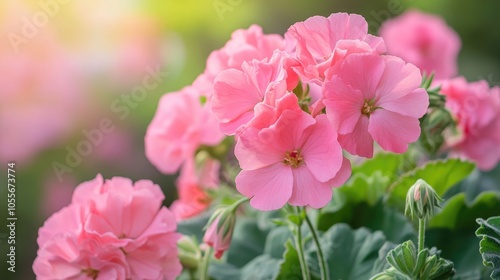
[368,109,421,153]
[338,116,374,157]
[288,167,332,209]
[235,163,293,211]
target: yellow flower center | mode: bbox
[283,150,303,168]
[361,100,376,116]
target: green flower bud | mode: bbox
[405,179,443,221]
[177,235,202,269]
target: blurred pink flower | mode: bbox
[324,53,428,157]
[441,77,500,170]
[380,10,461,80]
[235,108,350,211]
[34,174,182,280]
[170,158,220,221]
[286,12,386,83]
[145,86,224,174]
[204,24,285,80]
[0,25,86,164]
[212,51,294,135]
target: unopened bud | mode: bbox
[177,235,201,269]
[405,179,443,220]
[203,207,236,259]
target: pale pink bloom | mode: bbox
[212,51,295,135]
[286,12,386,83]
[34,175,182,280]
[171,158,220,221]
[145,86,224,174]
[324,53,429,158]
[205,24,285,80]
[33,234,129,280]
[235,107,351,211]
[380,10,461,80]
[203,216,235,259]
[441,77,500,170]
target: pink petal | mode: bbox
[301,115,343,182]
[368,109,421,153]
[337,53,385,100]
[235,163,293,211]
[212,69,262,134]
[327,158,352,187]
[288,166,333,209]
[324,77,364,134]
[379,88,429,118]
[338,116,374,158]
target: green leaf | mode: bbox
[318,173,389,229]
[426,228,485,278]
[352,153,404,179]
[307,224,387,280]
[209,262,242,280]
[476,216,500,279]
[264,227,293,259]
[388,159,475,210]
[445,165,500,203]
[275,240,303,280]
[429,192,500,230]
[225,218,271,268]
[371,242,397,275]
[240,255,282,280]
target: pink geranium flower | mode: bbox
[171,157,220,221]
[145,85,224,174]
[33,175,182,280]
[441,77,500,170]
[286,12,386,83]
[324,53,429,158]
[234,106,351,211]
[205,24,285,80]
[212,51,295,135]
[380,10,461,80]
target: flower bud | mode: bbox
[203,208,236,259]
[405,179,443,220]
[177,235,201,269]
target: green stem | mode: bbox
[418,218,426,252]
[199,247,212,280]
[229,197,250,212]
[303,208,328,280]
[294,208,311,280]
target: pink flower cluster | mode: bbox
[441,77,500,170]
[145,12,431,212]
[33,175,182,280]
[212,13,428,210]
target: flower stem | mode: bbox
[418,218,426,252]
[303,207,328,280]
[199,247,212,280]
[294,207,310,280]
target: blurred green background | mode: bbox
[1,0,499,279]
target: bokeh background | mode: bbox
[1,0,499,278]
